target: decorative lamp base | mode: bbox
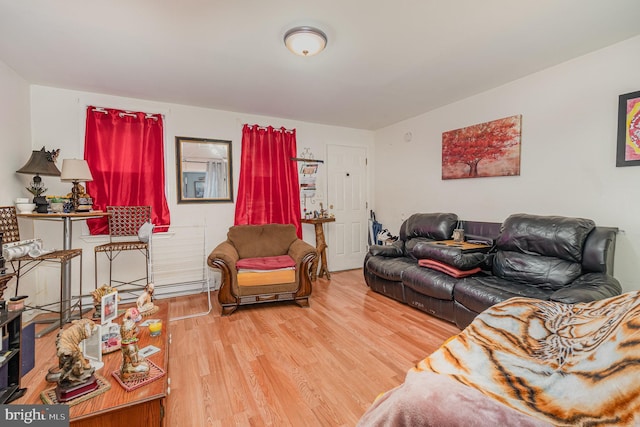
[33,196,49,213]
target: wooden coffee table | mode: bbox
[15,300,170,427]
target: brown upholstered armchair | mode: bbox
[207,224,317,315]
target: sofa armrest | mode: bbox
[208,240,240,270]
[207,241,241,310]
[369,241,404,257]
[288,239,317,262]
[550,272,622,304]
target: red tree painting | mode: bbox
[442,115,522,180]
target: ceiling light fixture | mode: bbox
[284,26,327,57]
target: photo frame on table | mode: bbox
[616,90,640,167]
[100,322,122,354]
[101,291,118,324]
[81,323,103,369]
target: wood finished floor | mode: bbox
[165,269,460,426]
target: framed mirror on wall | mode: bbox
[176,136,233,203]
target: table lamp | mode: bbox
[16,147,61,213]
[60,159,94,211]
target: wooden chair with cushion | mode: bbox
[94,205,151,296]
[0,206,83,332]
[207,224,317,315]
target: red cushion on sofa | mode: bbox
[236,255,296,270]
[418,259,481,278]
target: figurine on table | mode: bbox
[120,307,150,380]
[45,319,97,385]
[45,319,100,401]
[136,283,159,316]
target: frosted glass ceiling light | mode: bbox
[284,26,327,57]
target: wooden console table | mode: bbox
[301,217,335,280]
[15,300,170,427]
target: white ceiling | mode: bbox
[1,1,639,130]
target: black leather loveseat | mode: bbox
[364,213,621,329]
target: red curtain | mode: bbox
[234,124,302,237]
[84,106,171,235]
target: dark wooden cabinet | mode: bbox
[0,309,22,403]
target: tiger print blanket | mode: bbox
[359,292,640,426]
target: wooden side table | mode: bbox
[301,217,335,280]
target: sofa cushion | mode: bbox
[405,237,436,260]
[403,265,457,300]
[493,251,582,289]
[496,214,595,263]
[237,269,296,286]
[400,213,458,242]
[228,224,298,259]
[236,255,296,271]
[550,272,622,304]
[366,256,416,282]
[454,275,554,314]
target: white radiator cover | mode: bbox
[98,224,220,304]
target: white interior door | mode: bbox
[326,145,368,271]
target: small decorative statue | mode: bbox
[123,306,142,326]
[91,284,120,319]
[46,319,98,386]
[319,202,327,218]
[136,283,159,316]
[120,308,150,380]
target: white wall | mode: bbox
[0,59,39,308]
[373,35,640,292]
[0,60,31,205]
[24,86,373,305]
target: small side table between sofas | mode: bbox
[301,217,335,280]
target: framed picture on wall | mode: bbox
[442,115,522,180]
[616,90,640,167]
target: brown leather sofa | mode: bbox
[364,213,621,329]
[208,224,317,315]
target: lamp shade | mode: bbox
[60,159,93,182]
[16,148,61,176]
[284,26,327,56]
